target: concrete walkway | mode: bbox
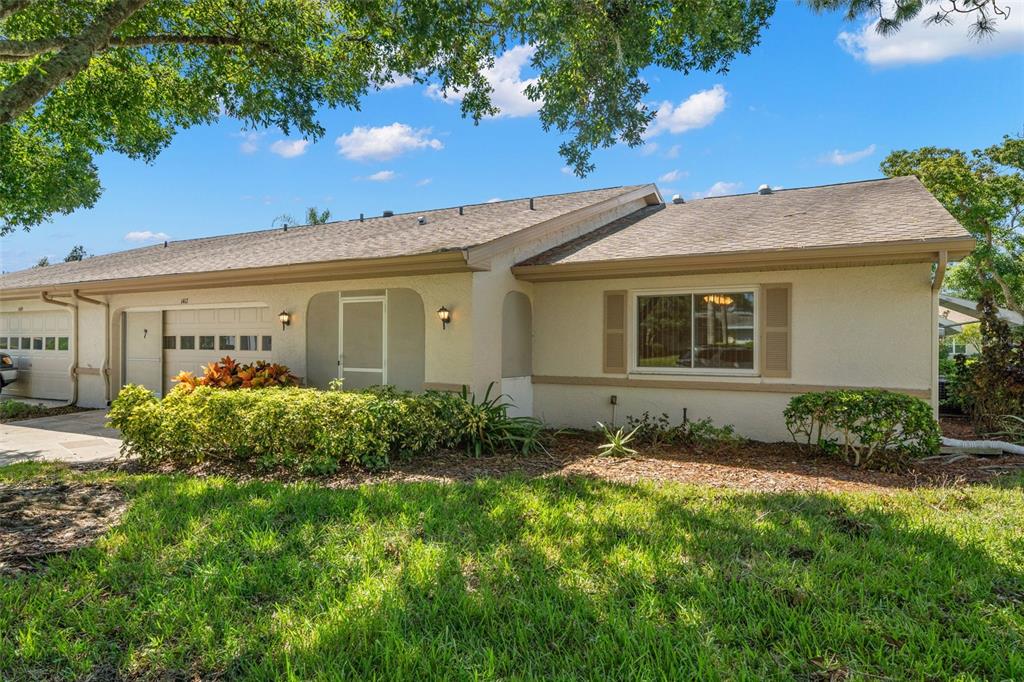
[0,410,122,467]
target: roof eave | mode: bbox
[512,236,977,282]
[0,251,471,300]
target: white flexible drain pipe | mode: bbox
[942,436,1024,456]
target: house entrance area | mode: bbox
[338,297,386,390]
[306,289,425,393]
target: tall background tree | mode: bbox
[881,135,1024,316]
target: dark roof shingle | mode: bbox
[0,186,640,290]
[518,177,972,267]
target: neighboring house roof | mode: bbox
[939,294,1023,327]
[0,185,646,294]
[515,176,974,278]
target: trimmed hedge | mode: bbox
[108,384,544,472]
[784,389,940,471]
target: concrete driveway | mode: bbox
[0,410,121,467]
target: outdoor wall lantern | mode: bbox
[278,311,291,330]
[437,306,451,330]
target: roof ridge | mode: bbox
[698,176,905,201]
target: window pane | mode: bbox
[261,335,272,351]
[32,337,42,350]
[199,336,215,350]
[57,336,69,351]
[163,335,176,350]
[45,337,55,351]
[637,294,693,368]
[21,337,31,349]
[694,292,755,369]
[219,335,235,351]
[0,338,7,350]
[180,335,195,350]
[239,335,258,351]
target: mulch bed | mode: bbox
[0,404,92,423]
[941,416,983,441]
[0,480,128,577]
[115,433,1024,495]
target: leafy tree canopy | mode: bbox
[0,0,779,233]
[803,0,1012,39]
[881,135,1024,315]
[0,0,1012,235]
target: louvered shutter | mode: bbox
[603,290,628,374]
[761,284,792,378]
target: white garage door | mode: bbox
[162,307,277,393]
[0,310,72,399]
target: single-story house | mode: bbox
[0,176,974,440]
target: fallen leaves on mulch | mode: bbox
[114,433,1024,495]
[941,416,982,441]
[0,404,92,423]
[0,481,127,577]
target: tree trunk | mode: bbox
[0,0,151,125]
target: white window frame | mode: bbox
[629,286,760,377]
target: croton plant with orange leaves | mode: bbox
[174,356,299,392]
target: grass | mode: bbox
[1,462,1022,680]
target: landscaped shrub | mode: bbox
[623,411,745,449]
[173,356,299,391]
[959,293,1024,433]
[784,389,940,471]
[108,383,545,472]
[0,400,46,421]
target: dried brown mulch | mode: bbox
[0,481,127,577]
[0,404,92,423]
[941,416,982,441]
[114,434,1024,495]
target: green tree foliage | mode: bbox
[959,292,1024,431]
[802,0,1012,39]
[0,0,779,233]
[305,206,330,225]
[881,135,1024,315]
[63,244,87,261]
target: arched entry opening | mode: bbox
[501,291,533,417]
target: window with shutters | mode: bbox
[631,288,757,375]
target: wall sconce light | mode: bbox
[278,311,291,330]
[436,306,451,330]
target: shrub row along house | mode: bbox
[0,177,973,440]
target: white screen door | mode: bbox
[339,296,386,390]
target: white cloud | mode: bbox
[647,85,727,137]
[560,166,574,176]
[367,170,396,182]
[658,169,686,183]
[426,45,541,118]
[376,74,415,90]
[838,5,1024,65]
[486,197,502,203]
[640,143,659,156]
[336,123,443,161]
[125,230,170,243]
[822,143,877,166]
[693,181,742,199]
[239,131,262,154]
[416,178,433,186]
[664,144,681,159]
[269,139,309,158]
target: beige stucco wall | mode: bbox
[531,263,935,441]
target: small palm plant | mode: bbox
[596,422,640,457]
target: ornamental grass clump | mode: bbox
[108,382,545,473]
[784,389,940,471]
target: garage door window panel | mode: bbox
[180,336,195,350]
[45,337,55,351]
[219,336,236,351]
[199,336,215,350]
[58,337,69,351]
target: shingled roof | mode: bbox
[517,177,973,268]
[0,185,642,291]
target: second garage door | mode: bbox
[162,306,277,393]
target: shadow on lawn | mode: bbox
[3,473,1022,680]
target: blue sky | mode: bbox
[1,2,1022,272]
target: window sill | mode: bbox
[629,369,760,379]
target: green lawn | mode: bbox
[2,462,1022,680]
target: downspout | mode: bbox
[73,290,111,404]
[40,291,78,405]
[931,251,948,418]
